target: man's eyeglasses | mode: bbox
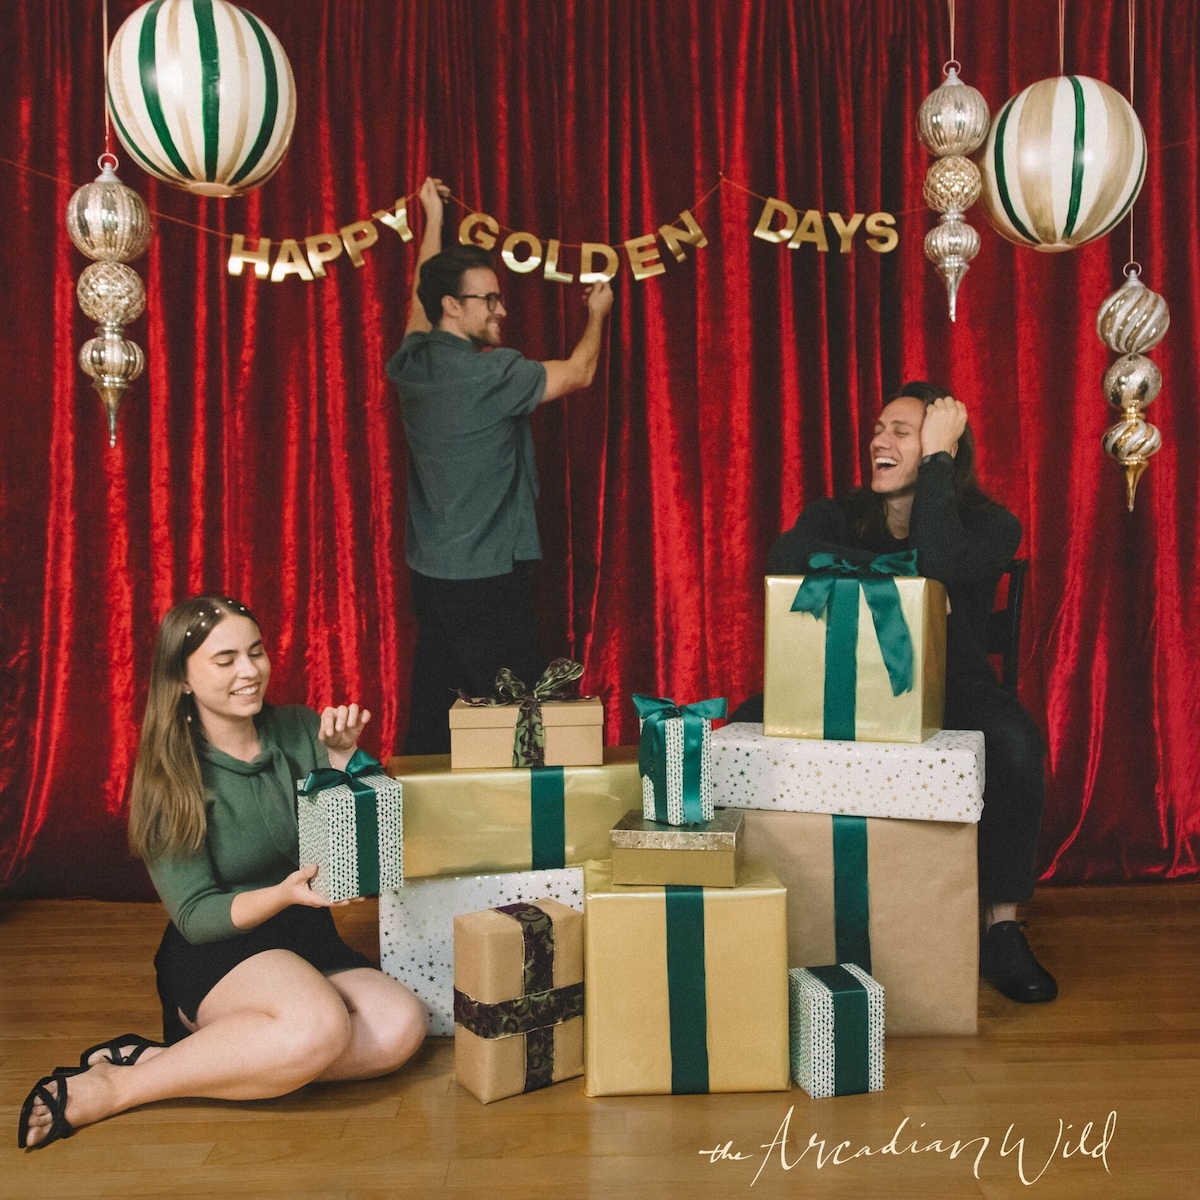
[456,292,505,312]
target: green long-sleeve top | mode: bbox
[144,705,331,944]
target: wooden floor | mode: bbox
[1,884,1197,1200]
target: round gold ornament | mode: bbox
[923,156,982,215]
[1096,267,1170,354]
[917,66,991,158]
[76,261,146,326]
[1102,353,1162,411]
[924,213,980,322]
[65,160,152,262]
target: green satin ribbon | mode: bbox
[664,885,709,1094]
[297,749,386,895]
[459,658,585,767]
[832,815,871,972]
[632,694,728,825]
[790,550,919,740]
[806,965,870,1096]
[529,767,566,870]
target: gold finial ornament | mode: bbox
[924,213,980,322]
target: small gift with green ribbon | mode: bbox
[763,556,946,743]
[583,857,790,1096]
[789,963,885,1098]
[633,693,728,826]
[296,749,403,901]
[452,658,603,769]
[453,898,584,1104]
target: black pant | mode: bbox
[729,678,1047,904]
[403,563,546,755]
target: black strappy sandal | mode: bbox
[17,1069,82,1150]
[75,1032,165,1069]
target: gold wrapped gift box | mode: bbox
[742,809,978,1034]
[609,808,744,887]
[449,696,605,769]
[453,898,583,1104]
[583,857,790,1096]
[763,573,946,743]
[385,748,640,879]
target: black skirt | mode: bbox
[153,905,374,1044]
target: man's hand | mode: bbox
[584,280,614,319]
[920,395,968,457]
[418,176,449,221]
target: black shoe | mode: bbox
[980,921,1058,1003]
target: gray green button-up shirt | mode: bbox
[387,330,547,579]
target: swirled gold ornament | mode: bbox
[917,66,991,157]
[79,329,145,447]
[1102,412,1161,511]
[1096,268,1170,354]
[924,213,980,322]
[1102,353,1162,411]
[65,161,152,262]
[76,261,146,326]
[923,156,982,215]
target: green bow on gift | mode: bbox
[297,749,387,895]
[458,658,585,768]
[789,550,918,740]
[632,693,728,825]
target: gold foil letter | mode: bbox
[753,198,798,244]
[543,239,574,283]
[658,209,708,263]
[270,239,315,282]
[502,232,543,274]
[228,233,272,279]
[624,234,665,281]
[460,212,500,251]
[827,212,865,253]
[788,210,830,252]
[339,220,379,268]
[865,212,899,253]
[579,243,619,284]
[373,198,414,241]
[304,232,344,278]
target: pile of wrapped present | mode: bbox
[296,556,986,1103]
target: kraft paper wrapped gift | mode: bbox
[763,562,946,742]
[449,697,604,770]
[609,808,744,888]
[385,747,639,879]
[379,868,584,1035]
[296,751,402,901]
[742,809,978,1034]
[583,857,790,1096]
[789,964,885,1098]
[710,723,985,823]
[454,898,583,1103]
[633,693,727,826]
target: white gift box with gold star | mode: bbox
[709,722,984,823]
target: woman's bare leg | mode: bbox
[313,968,428,1082]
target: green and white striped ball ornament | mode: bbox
[106,0,296,198]
[976,75,1146,253]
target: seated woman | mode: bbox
[760,382,1057,1004]
[19,595,427,1150]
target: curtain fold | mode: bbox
[1,0,1197,897]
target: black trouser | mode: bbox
[943,675,1047,905]
[403,563,546,756]
[729,678,1047,903]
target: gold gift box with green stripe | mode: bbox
[386,748,640,880]
[583,858,790,1096]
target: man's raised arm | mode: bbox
[404,177,450,338]
[540,281,614,402]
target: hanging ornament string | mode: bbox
[1127,0,1137,268]
[102,0,113,160]
[948,0,956,65]
[1058,0,1067,75]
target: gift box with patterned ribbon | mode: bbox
[789,964,885,1098]
[633,693,727,826]
[296,750,402,901]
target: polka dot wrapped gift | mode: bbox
[789,964,885,1098]
[633,693,727,826]
[296,750,403,902]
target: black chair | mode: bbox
[986,558,1028,694]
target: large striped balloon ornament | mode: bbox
[106,0,296,198]
[976,76,1146,252]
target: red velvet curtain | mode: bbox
[2,1,1197,898]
